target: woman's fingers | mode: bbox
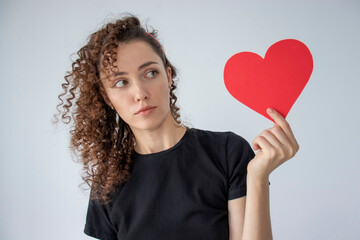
[260,129,283,149]
[253,128,287,160]
[249,109,300,177]
[267,108,299,152]
[267,108,291,135]
[268,124,289,146]
[252,135,274,156]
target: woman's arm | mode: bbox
[229,108,299,240]
[228,175,271,240]
[241,174,272,240]
[228,197,246,239]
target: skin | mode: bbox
[101,40,299,239]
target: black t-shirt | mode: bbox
[84,128,257,240]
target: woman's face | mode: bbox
[100,40,173,132]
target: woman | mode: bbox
[55,14,299,240]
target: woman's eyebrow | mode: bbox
[111,61,159,77]
[138,61,158,71]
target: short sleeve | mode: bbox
[84,195,117,240]
[226,132,255,200]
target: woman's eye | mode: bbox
[146,70,158,78]
[114,80,127,88]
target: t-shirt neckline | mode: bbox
[134,127,192,159]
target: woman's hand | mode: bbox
[247,108,299,181]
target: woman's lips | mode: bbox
[136,107,156,116]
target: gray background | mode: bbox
[1,0,359,239]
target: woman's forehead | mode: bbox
[99,41,163,79]
[115,40,160,63]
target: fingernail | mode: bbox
[267,108,273,114]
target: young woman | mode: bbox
[56,14,299,240]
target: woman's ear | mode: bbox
[167,66,172,87]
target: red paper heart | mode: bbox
[224,39,313,122]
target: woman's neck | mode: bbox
[132,113,187,155]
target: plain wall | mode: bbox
[1,0,359,239]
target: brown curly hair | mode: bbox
[54,14,182,204]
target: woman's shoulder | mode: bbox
[186,127,249,146]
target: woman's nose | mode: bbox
[133,80,149,102]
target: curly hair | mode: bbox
[54,14,182,204]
